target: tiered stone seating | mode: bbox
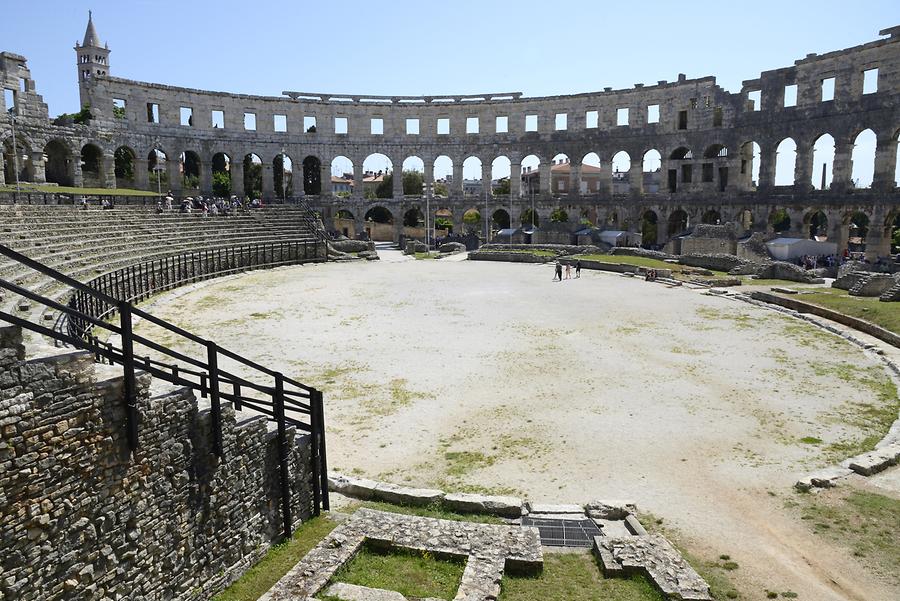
[0,204,323,323]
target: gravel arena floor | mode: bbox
[135,249,900,601]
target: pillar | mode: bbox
[167,157,181,195]
[200,158,212,196]
[538,162,551,196]
[569,161,581,197]
[831,138,853,191]
[261,162,274,199]
[102,154,116,189]
[392,160,403,198]
[0,158,5,185]
[872,135,898,191]
[757,143,776,189]
[424,160,434,198]
[600,165,613,197]
[452,161,463,197]
[72,157,83,188]
[231,160,244,199]
[628,158,642,196]
[353,160,364,198]
[510,162,521,198]
[793,141,814,192]
[320,160,332,197]
[134,158,149,190]
[31,151,46,184]
[865,208,889,261]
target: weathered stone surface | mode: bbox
[585,500,637,521]
[795,466,854,490]
[755,261,820,283]
[372,482,445,506]
[595,535,713,601]
[525,502,585,514]
[849,273,897,297]
[331,239,373,253]
[832,271,869,291]
[846,443,900,476]
[679,253,749,272]
[328,473,381,500]
[443,492,523,518]
[624,514,648,536]
[439,242,466,254]
[324,582,408,601]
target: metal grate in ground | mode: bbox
[521,517,602,548]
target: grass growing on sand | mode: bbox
[777,287,900,335]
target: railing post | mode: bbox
[233,382,242,411]
[118,301,139,453]
[274,373,293,540]
[206,341,224,458]
[309,391,322,515]
[314,388,329,511]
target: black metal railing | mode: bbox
[0,243,329,538]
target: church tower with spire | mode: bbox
[74,11,110,109]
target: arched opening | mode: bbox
[520,208,539,228]
[642,149,662,193]
[581,152,602,194]
[80,143,103,186]
[2,137,33,184]
[492,209,510,231]
[302,155,321,195]
[520,154,540,197]
[739,141,761,190]
[668,147,692,192]
[668,209,688,237]
[363,153,392,199]
[550,207,568,223]
[887,213,900,254]
[363,205,394,241]
[403,206,424,228]
[551,153,570,195]
[364,206,393,224]
[43,140,72,186]
[851,129,877,189]
[462,156,483,198]
[336,209,355,220]
[607,211,618,227]
[640,210,658,247]
[273,152,293,200]
[401,156,424,196]
[847,212,869,252]
[701,210,721,225]
[811,133,835,190]
[180,151,200,190]
[243,153,262,199]
[769,208,792,234]
[434,208,453,234]
[462,208,482,234]
[807,210,828,240]
[491,156,511,197]
[334,208,355,238]
[774,138,797,186]
[703,144,728,159]
[331,156,354,197]
[148,149,168,190]
[611,151,631,194]
[702,145,729,190]
[212,153,231,197]
[433,155,452,197]
[113,146,135,186]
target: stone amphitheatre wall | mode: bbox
[2,26,900,255]
[0,325,315,601]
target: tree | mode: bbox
[243,156,262,198]
[494,178,510,195]
[114,147,134,180]
[212,171,231,197]
[302,157,321,195]
[434,182,448,197]
[520,208,539,227]
[274,155,293,198]
[375,173,393,198]
[112,105,126,120]
[53,105,93,126]
[402,170,423,196]
[435,217,452,232]
[463,210,481,225]
[550,208,569,223]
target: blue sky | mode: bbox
[2,0,898,181]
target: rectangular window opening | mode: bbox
[677,110,688,130]
[3,88,15,113]
[334,116,348,134]
[304,116,317,133]
[525,114,538,132]
[112,98,126,119]
[180,106,193,127]
[147,102,159,124]
[274,114,287,132]
[466,116,479,134]
[243,112,257,131]
[555,113,567,130]
[371,118,383,135]
[406,118,419,135]
[585,110,598,129]
[863,68,878,94]
[437,117,450,135]
[689,97,698,110]
[647,104,659,124]
[616,107,629,127]
[748,90,761,111]
[496,115,508,133]
[713,107,723,127]
[18,78,26,92]
[211,110,224,128]
[702,163,714,183]
[821,77,835,102]
[783,84,798,107]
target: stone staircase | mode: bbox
[879,278,900,302]
[847,272,898,297]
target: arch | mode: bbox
[180,151,200,189]
[331,155,354,196]
[520,154,540,197]
[43,139,72,186]
[549,207,569,223]
[433,155,453,197]
[491,155,511,196]
[669,147,693,160]
[739,141,761,189]
[362,153,392,199]
[806,209,828,239]
[434,208,454,233]
[462,156,483,198]
[211,152,231,197]
[640,210,658,247]
[403,206,424,227]
[611,151,631,194]
[811,133,835,190]
[642,149,662,194]
[80,143,102,174]
[846,211,869,251]
[2,136,33,184]
[769,208,791,233]
[887,212,900,254]
[701,209,721,225]
[401,156,424,196]
[113,146,135,185]
[336,208,355,220]
[302,155,321,196]
[551,153,570,195]
[520,208,539,228]
[668,209,688,237]
[774,138,797,186]
[491,208,510,230]
[850,128,876,189]
[147,148,168,190]
[462,207,482,234]
[364,205,393,224]
[273,152,293,199]
[703,144,728,159]
[243,153,263,199]
[580,152,602,195]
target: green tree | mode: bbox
[244,156,262,198]
[435,217,453,232]
[402,170,424,196]
[114,147,134,180]
[112,105,126,119]
[434,182,448,197]
[494,178,510,195]
[550,208,569,223]
[375,173,393,198]
[212,171,231,197]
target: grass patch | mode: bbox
[331,543,464,600]
[799,436,823,445]
[573,254,728,278]
[414,251,439,260]
[795,489,900,585]
[822,365,899,460]
[479,248,559,257]
[350,500,506,524]
[500,553,664,601]
[443,450,495,476]
[212,515,337,601]
[0,184,159,196]
[778,287,900,335]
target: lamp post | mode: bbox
[8,107,21,199]
[425,180,431,248]
[281,147,287,204]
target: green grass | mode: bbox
[499,553,664,601]
[349,500,506,524]
[212,516,337,601]
[572,254,729,278]
[0,183,159,196]
[777,287,900,335]
[795,490,900,585]
[330,543,465,600]
[414,251,439,260]
[479,248,558,257]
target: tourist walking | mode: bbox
[575,260,581,278]
[553,261,562,281]
[564,264,571,279]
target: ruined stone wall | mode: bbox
[0,326,314,601]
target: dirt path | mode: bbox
[135,256,899,600]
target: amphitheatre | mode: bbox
[1,12,900,601]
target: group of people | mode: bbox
[553,259,581,281]
[155,193,261,216]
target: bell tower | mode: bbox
[74,11,110,108]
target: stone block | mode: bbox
[328,473,381,500]
[443,492,523,518]
[847,444,900,476]
[372,482,444,506]
[524,502,584,515]
[324,582,407,601]
[584,500,636,520]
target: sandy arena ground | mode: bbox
[135,250,900,601]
